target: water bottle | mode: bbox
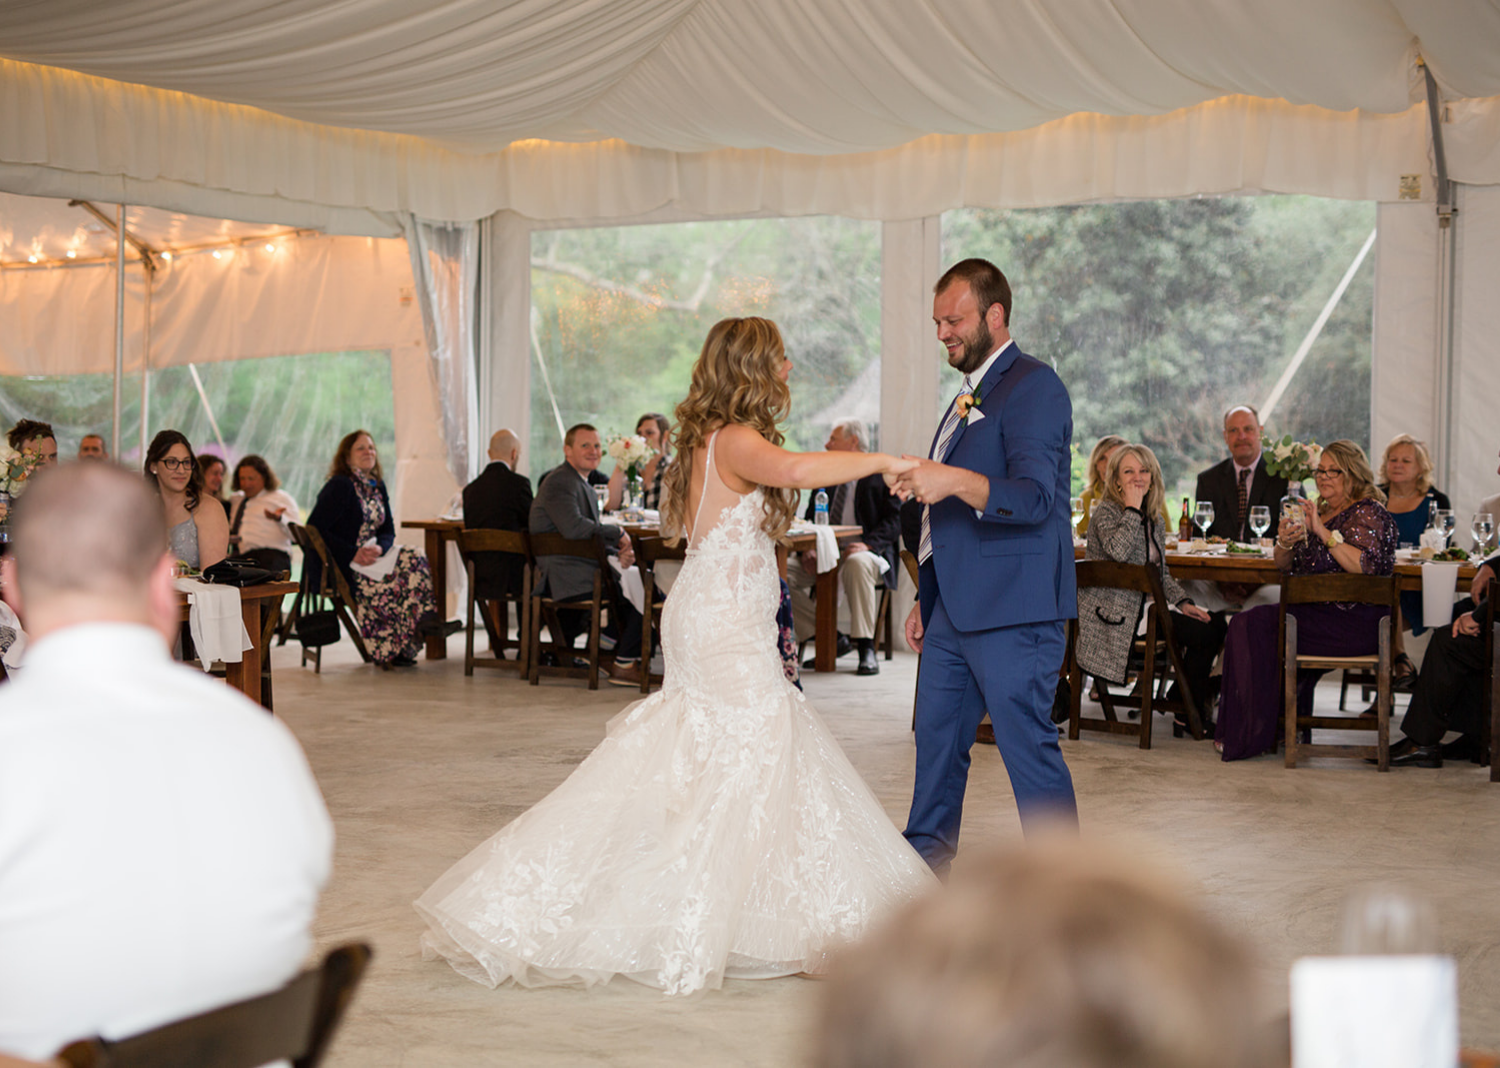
[813,489,829,525]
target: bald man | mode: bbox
[463,429,534,606]
[0,463,331,1061]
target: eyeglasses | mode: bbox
[1313,467,1344,479]
[155,457,193,471]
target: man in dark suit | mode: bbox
[787,418,902,676]
[462,430,533,648]
[1193,404,1287,542]
[528,423,643,686]
[893,258,1078,872]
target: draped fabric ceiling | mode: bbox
[1,0,1498,229]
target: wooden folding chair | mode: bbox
[1067,559,1205,749]
[55,943,372,1068]
[288,523,372,667]
[528,532,623,689]
[456,528,532,677]
[635,535,686,693]
[1483,578,1498,781]
[1279,572,1399,770]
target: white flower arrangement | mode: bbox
[607,433,654,479]
[1261,434,1321,484]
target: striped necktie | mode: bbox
[1236,467,1250,539]
[917,377,972,564]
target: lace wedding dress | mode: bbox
[414,431,934,995]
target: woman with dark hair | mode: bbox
[605,411,674,511]
[228,455,299,575]
[1215,439,1397,760]
[196,454,232,518]
[306,430,434,667]
[144,429,229,571]
[417,317,933,996]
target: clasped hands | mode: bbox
[885,456,963,505]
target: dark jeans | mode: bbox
[555,596,642,661]
[1167,609,1228,714]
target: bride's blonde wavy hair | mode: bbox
[661,317,800,545]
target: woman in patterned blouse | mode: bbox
[1215,440,1397,760]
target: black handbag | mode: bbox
[202,558,279,587]
[296,594,342,648]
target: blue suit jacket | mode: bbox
[919,344,1077,633]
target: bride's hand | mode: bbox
[883,455,918,493]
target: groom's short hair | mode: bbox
[814,838,1272,1068]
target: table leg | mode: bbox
[423,528,448,661]
[227,597,262,705]
[814,561,841,673]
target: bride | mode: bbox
[415,317,935,996]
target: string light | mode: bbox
[26,254,37,264]
[65,249,77,259]
[212,249,223,259]
[160,251,172,262]
[264,243,276,253]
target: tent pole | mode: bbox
[111,204,126,458]
[1421,57,1459,490]
[186,364,228,459]
[139,270,153,459]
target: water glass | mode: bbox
[1472,512,1493,554]
[1069,497,1084,527]
[593,484,609,514]
[1435,508,1455,548]
[1248,505,1271,540]
[1193,500,1214,537]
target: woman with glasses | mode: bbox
[1215,440,1397,760]
[144,429,229,572]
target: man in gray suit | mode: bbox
[529,423,643,686]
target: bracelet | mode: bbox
[1276,536,1298,550]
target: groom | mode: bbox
[893,258,1078,873]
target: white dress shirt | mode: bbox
[0,623,332,1059]
[228,488,299,554]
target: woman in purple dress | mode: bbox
[1215,440,1397,760]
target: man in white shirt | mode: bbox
[0,463,332,1062]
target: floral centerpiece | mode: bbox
[607,433,656,512]
[0,443,44,525]
[1261,434,1321,492]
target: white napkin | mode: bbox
[1420,560,1462,629]
[609,557,646,614]
[175,577,253,669]
[351,539,401,581]
[811,525,839,573]
[1290,955,1457,1068]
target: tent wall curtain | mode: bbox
[404,215,480,485]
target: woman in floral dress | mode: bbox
[307,429,434,667]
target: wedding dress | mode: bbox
[414,431,934,995]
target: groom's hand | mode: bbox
[893,457,990,511]
[904,602,924,654]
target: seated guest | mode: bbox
[463,428,533,606]
[786,418,900,676]
[1215,440,1397,760]
[1075,434,1125,536]
[1194,404,1288,541]
[0,463,331,1062]
[606,412,673,511]
[529,423,643,687]
[227,454,298,575]
[307,429,436,668]
[1377,433,1450,686]
[1077,444,1226,729]
[5,419,58,473]
[815,838,1273,1068]
[76,433,108,460]
[196,454,232,518]
[144,430,229,571]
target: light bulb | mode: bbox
[65,249,77,259]
[212,249,223,260]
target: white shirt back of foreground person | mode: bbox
[0,622,333,1061]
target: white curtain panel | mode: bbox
[405,216,480,485]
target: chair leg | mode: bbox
[1376,622,1391,771]
[1138,619,1156,750]
[1284,616,1299,768]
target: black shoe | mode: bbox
[418,613,462,638]
[1387,739,1443,768]
[388,654,419,668]
[1173,716,1215,740]
[803,633,854,668]
[855,640,879,676]
[1440,734,1481,763]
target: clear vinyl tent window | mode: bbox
[528,217,881,468]
[942,196,1376,498]
[0,350,396,513]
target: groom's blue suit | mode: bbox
[905,341,1078,869]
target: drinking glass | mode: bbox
[1249,505,1271,540]
[1470,511,1493,554]
[1070,497,1084,527]
[1193,501,1214,537]
[593,484,610,514]
[1436,509,1455,548]
[1339,884,1438,956]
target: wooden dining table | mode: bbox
[402,518,865,672]
[176,580,297,709]
[1080,544,1480,591]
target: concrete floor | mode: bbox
[268,636,1500,1067]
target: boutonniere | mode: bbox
[955,386,985,425]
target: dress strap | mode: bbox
[688,429,720,544]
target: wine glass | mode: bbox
[1473,512,1493,554]
[1436,508,1455,548]
[593,484,609,515]
[1193,500,1214,538]
[1249,505,1271,542]
[1069,497,1084,528]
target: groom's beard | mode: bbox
[950,318,994,375]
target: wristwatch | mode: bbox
[1324,530,1344,548]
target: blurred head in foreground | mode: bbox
[1,463,174,646]
[815,838,1273,1068]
